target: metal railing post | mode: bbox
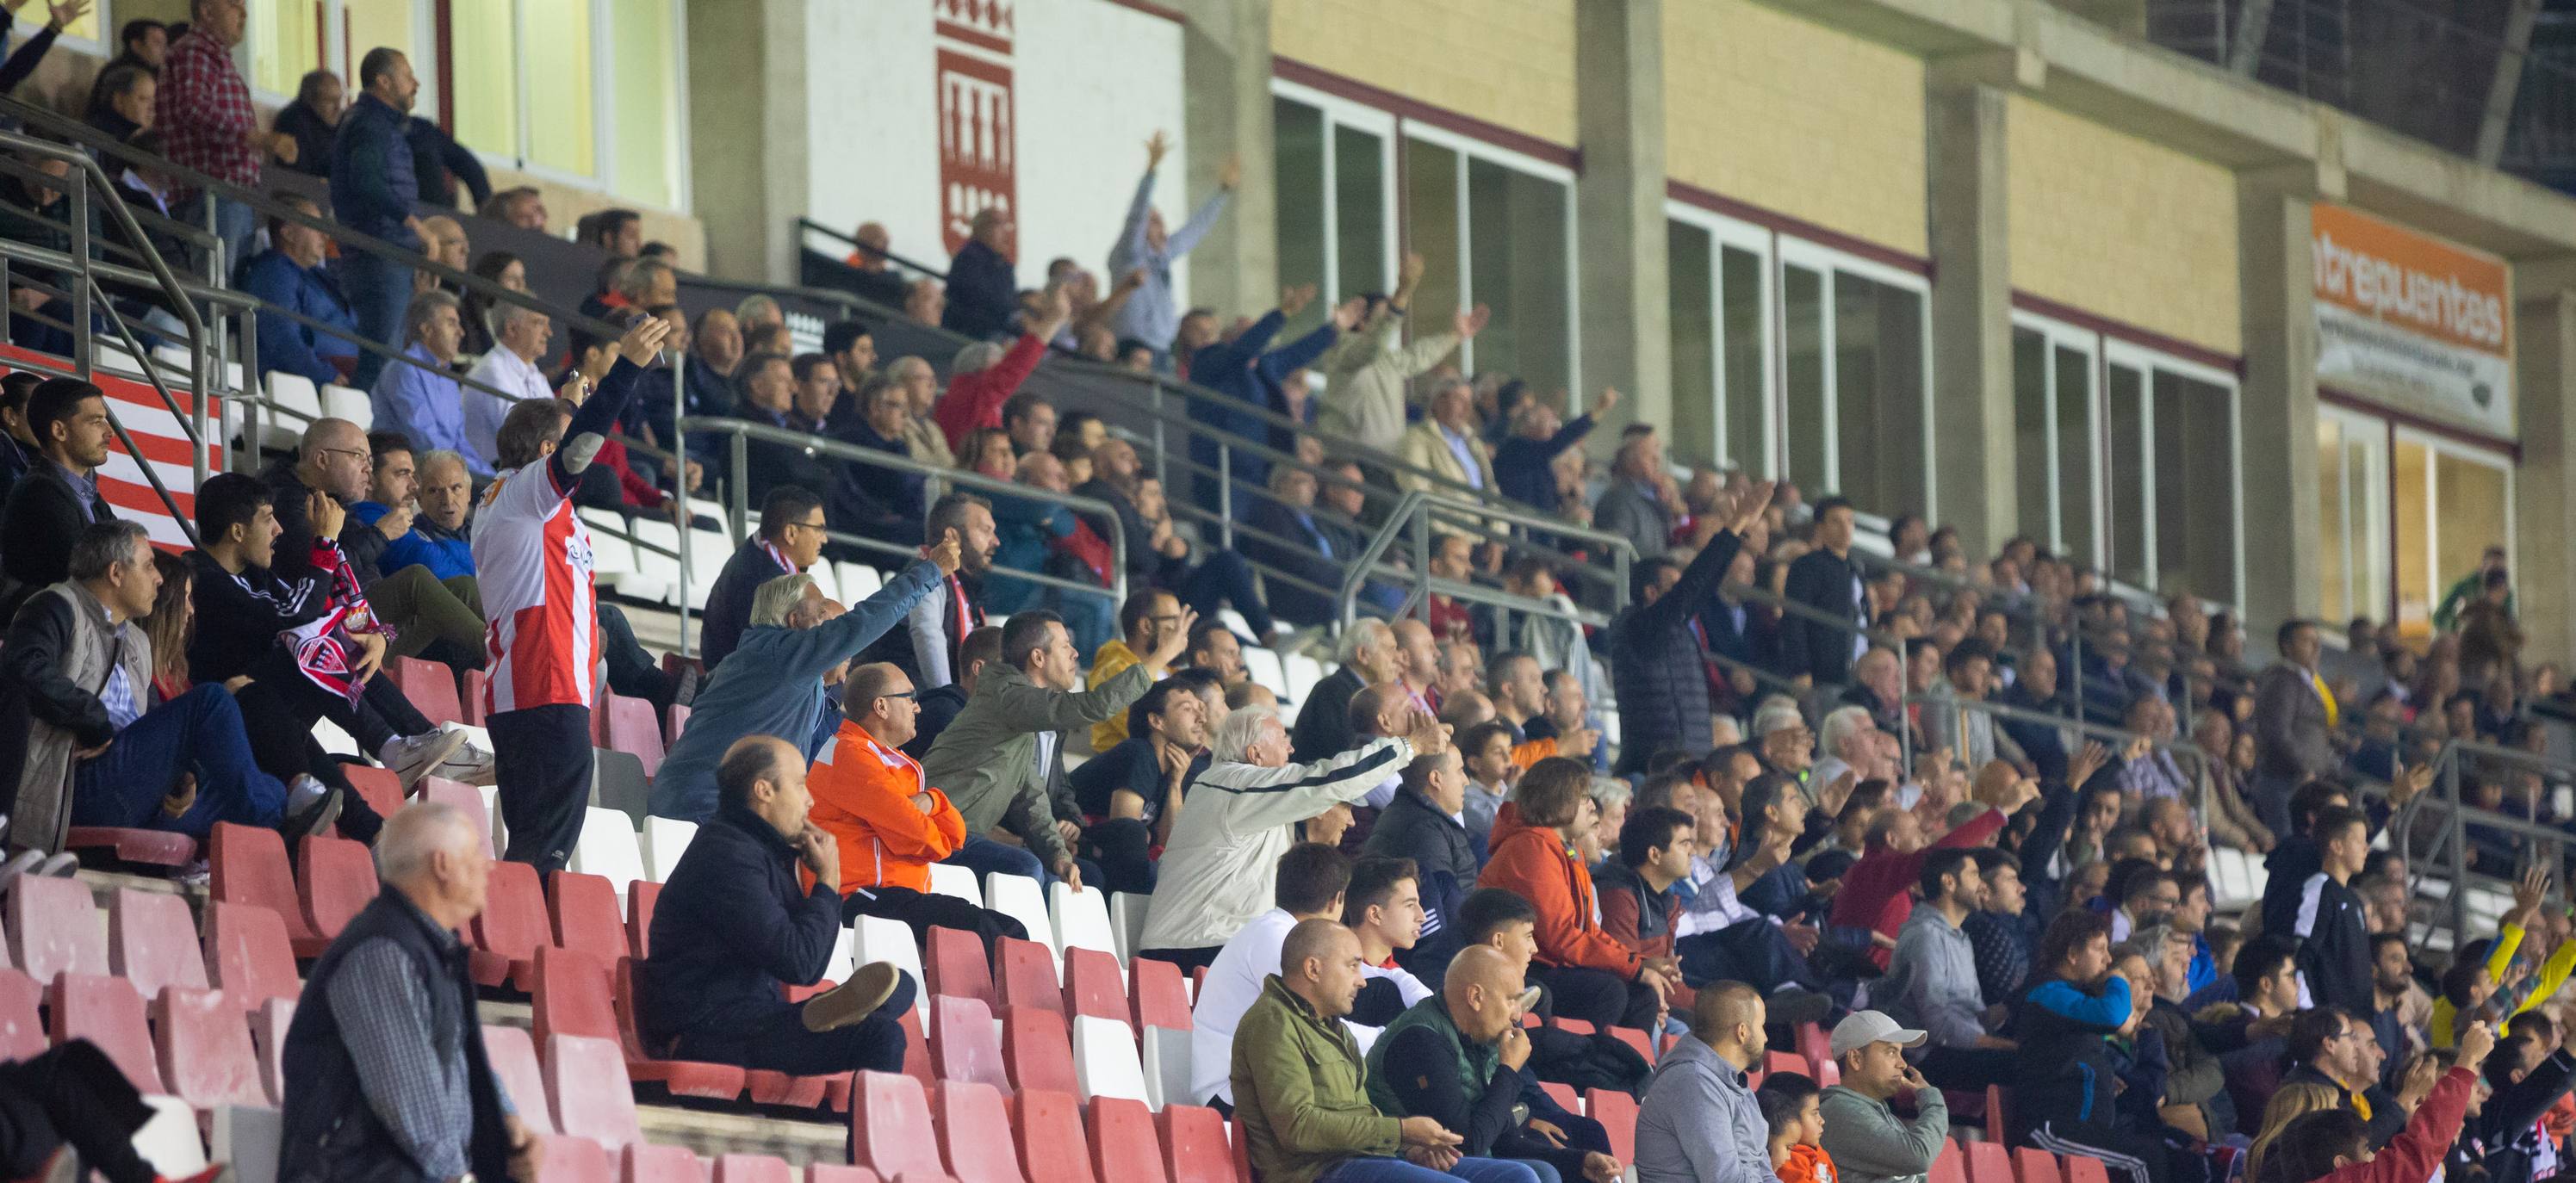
[2447,753,2468,944]
[1218,447,1234,548]
[67,170,90,376]
[1150,379,1169,491]
[728,434,750,543]
[673,345,695,656]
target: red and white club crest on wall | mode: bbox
[936,0,1017,257]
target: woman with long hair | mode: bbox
[2243,1082,2349,1183]
[143,550,194,703]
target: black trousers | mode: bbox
[1531,964,1662,1030]
[669,972,917,1075]
[1916,1044,2019,1090]
[0,1040,158,1183]
[1081,817,1156,896]
[598,603,677,715]
[842,884,1027,961]
[233,648,425,843]
[490,703,593,871]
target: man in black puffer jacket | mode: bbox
[1364,747,1480,982]
[1606,481,1773,776]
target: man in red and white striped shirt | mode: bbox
[470,316,668,869]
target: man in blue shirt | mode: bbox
[369,291,489,477]
[1108,130,1238,368]
[237,193,358,386]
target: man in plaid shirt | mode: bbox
[154,0,296,275]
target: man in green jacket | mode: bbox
[1234,918,1542,1183]
[920,607,1189,890]
[1816,1011,1947,1183]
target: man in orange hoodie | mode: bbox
[1477,756,1679,1029]
[809,661,1028,955]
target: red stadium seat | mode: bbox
[49,972,162,1093]
[549,870,629,961]
[1002,1005,1078,1096]
[0,968,45,1059]
[1131,957,1189,1031]
[1230,1117,1253,1183]
[1061,948,1126,1025]
[1965,1141,2015,1183]
[932,995,1010,1092]
[1157,1105,1233,1183]
[1984,1084,2010,1145]
[853,1070,948,1180]
[899,1008,936,1092]
[10,874,107,983]
[1586,1088,1637,1166]
[1931,1140,1968,1183]
[109,888,207,998]
[624,1143,705,1183]
[531,945,743,1100]
[251,999,294,1104]
[1607,1025,1654,1066]
[2064,1156,2112,1183]
[63,827,196,867]
[625,881,661,960]
[2016,1148,2064,1183]
[462,669,490,726]
[297,833,378,944]
[927,926,997,1007]
[393,655,464,727]
[1796,1022,1830,1073]
[343,765,405,827]
[469,858,549,988]
[1763,1050,1805,1080]
[808,1169,884,1183]
[1540,1081,1582,1113]
[747,1066,831,1109]
[603,694,667,777]
[545,1032,643,1149]
[994,938,1061,1020]
[1084,1097,1168,1183]
[483,1024,555,1134]
[666,703,692,744]
[213,824,325,955]
[1008,1089,1096,1183]
[935,1081,1025,1183]
[528,1134,612,1183]
[715,1155,798,1183]
[152,985,265,1108]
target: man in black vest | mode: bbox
[281,801,536,1182]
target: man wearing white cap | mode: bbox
[1816,1011,1947,1183]
[1635,982,1772,1183]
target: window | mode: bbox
[446,0,517,166]
[2389,429,2514,638]
[246,0,325,96]
[520,0,593,177]
[1778,240,1929,517]
[2317,408,2389,625]
[1272,86,1396,333]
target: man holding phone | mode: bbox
[1816,1012,1948,1183]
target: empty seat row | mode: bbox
[853,1069,1251,1183]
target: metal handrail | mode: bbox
[794,219,950,281]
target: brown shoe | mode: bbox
[801,961,902,1032]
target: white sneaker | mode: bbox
[380,729,470,789]
[430,726,499,787]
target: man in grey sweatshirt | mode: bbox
[1874,848,2018,1088]
[1818,1012,1948,1183]
[1636,982,1773,1183]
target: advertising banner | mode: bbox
[2312,202,2513,436]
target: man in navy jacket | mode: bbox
[237,194,359,386]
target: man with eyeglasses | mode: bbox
[2282,1006,2405,1147]
[808,659,1029,956]
[701,485,829,670]
[1088,590,1186,753]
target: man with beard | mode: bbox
[862,492,1002,690]
[0,381,119,617]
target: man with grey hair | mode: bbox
[282,800,538,1182]
[1138,701,1445,966]
[617,256,678,309]
[1291,618,1402,764]
[1592,429,1680,562]
[883,356,956,469]
[648,535,960,823]
[464,300,559,468]
[369,288,490,475]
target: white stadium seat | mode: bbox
[1141,1023,1191,1112]
[318,382,371,430]
[1072,1014,1151,1106]
[640,816,698,883]
[1051,881,1120,963]
[1110,891,1152,963]
[928,863,984,907]
[568,808,647,899]
[985,874,1056,955]
[851,916,927,1014]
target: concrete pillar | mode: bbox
[1176,0,1276,322]
[686,0,807,285]
[2513,283,2576,664]
[2236,167,2325,632]
[1573,0,1670,436]
[1923,71,2016,556]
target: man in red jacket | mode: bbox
[1828,761,2036,969]
[933,289,1071,452]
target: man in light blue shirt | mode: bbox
[369,289,490,476]
[1108,129,1238,360]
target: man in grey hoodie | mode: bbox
[1635,982,1772,1183]
[1817,1012,1947,1183]
[1874,847,2019,1088]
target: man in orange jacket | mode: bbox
[809,661,1028,954]
[1478,756,1679,1030]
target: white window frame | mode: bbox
[1664,199,1775,476]
[1399,120,1580,390]
[2010,310,2102,568]
[1777,235,1935,521]
[2393,427,2517,627]
[2103,339,2244,607]
[1269,78,1400,313]
[2319,404,2392,625]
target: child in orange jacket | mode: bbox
[1761,1072,1839,1183]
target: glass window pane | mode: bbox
[1721,246,1766,476]
[2053,344,2096,568]
[2107,363,2148,590]
[524,0,594,176]
[1402,138,1460,332]
[344,0,415,70]
[609,0,677,207]
[1464,157,1569,393]
[2349,437,2386,621]
[2318,418,2349,622]
[2153,370,2238,604]
[246,0,323,97]
[2434,450,2510,622]
[1783,264,1827,492]
[1667,220,1716,470]
[1332,125,1387,303]
[2012,328,2053,549]
[2393,439,2430,635]
[1832,272,1925,517]
[448,0,517,161]
[1273,98,1325,331]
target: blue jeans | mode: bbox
[338,251,416,389]
[1317,1156,1544,1183]
[178,192,256,285]
[943,832,1049,886]
[71,684,287,838]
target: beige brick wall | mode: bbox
[2007,96,2240,354]
[1271,0,1578,147]
[1663,0,1928,259]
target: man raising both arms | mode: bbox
[472,315,669,870]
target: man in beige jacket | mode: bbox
[1314,251,1487,455]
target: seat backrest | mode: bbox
[928,864,984,907]
[51,972,163,1092]
[462,668,490,726]
[1084,1097,1168,1183]
[0,968,44,1059]
[549,870,630,961]
[1048,881,1116,960]
[298,833,379,940]
[11,872,107,983]
[544,1032,642,1148]
[853,1070,949,1180]
[472,858,553,965]
[809,1168,885,1183]
[1132,957,1189,1031]
[604,694,667,777]
[899,1007,938,1092]
[1930,1140,1969,1183]
[1061,948,1127,1025]
[931,994,1010,1092]
[1963,1141,2015,1183]
[391,655,464,728]
[934,1080,1026,1183]
[664,703,692,745]
[1003,1004,1079,1096]
[984,876,1055,951]
[640,816,697,883]
[1554,1017,1596,1037]
[568,807,647,899]
[1608,1025,1655,1067]
[482,1023,556,1135]
[713,1154,798,1183]
[624,1142,704,1183]
[109,887,207,998]
[1585,1088,1637,1167]
[1539,1081,1582,1114]
[529,1134,613,1183]
[592,751,652,822]
[2014,1148,2064,1183]
[531,945,620,1047]
[625,880,662,960]
[1158,1105,1234,1183]
[850,916,924,1013]
[422,777,496,858]
[1108,892,1149,963]
[927,926,998,1008]
[2063,1155,2111,1183]
[1007,1089,1096,1183]
[1140,1024,1189,1111]
[1071,1014,1148,1104]
[251,998,295,1106]
[995,937,1062,1020]
[152,984,266,1109]
[342,765,405,825]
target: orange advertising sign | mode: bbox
[2311,203,2513,433]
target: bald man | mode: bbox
[267,417,493,675]
[1341,682,1415,809]
[284,802,537,1182]
[1392,619,1443,715]
[1367,945,1621,1183]
[1635,982,1772,1183]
